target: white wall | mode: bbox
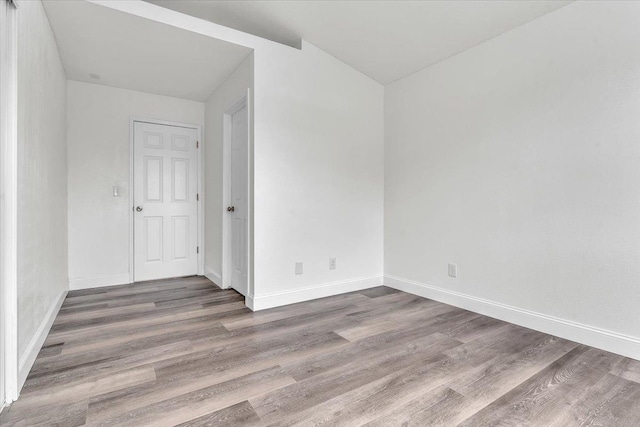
[385,1,640,359]
[204,53,254,285]
[92,2,386,310]
[67,81,204,289]
[16,0,68,383]
[251,41,385,308]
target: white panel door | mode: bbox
[134,122,198,281]
[229,104,249,296]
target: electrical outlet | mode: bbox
[329,258,336,270]
[448,263,457,278]
[295,262,303,275]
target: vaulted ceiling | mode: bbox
[146,0,572,84]
[43,0,252,101]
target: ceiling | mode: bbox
[42,1,252,101]
[146,0,572,84]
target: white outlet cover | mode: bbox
[329,258,336,270]
[295,262,303,275]
[448,263,457,278]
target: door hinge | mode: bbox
[197,246,199,254]
[196,141,199,148]
[196,193,199,201]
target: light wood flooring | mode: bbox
[2,276,640,426]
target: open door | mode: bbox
[223,97,249,297]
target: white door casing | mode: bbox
[1,0,18,406]
[133,121,199,281]
[224,98,249,296]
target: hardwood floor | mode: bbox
[2,276,639,426]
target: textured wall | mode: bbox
[66,81,204,287]
[385,1,640,340]
[252,41,385,302]
[16,0,68,360]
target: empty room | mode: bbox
[1,0,639,425]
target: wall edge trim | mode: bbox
[68,274,130,290]
[17,290,67,393]
[250,274,383,311]
[384,274,640,361]
[204,266,223,288]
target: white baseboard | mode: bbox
[68,274,130,290]
[204,266,222,288]
[245,293,256,311]
[249,275,383,311]
[384,275,640,361]
[18,290,67,392]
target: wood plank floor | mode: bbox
[2,276,640,426]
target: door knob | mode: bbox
[227,206,235,212]
[136,206,143,212]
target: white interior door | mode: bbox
[228,103,249,296]
[134,121,198,282]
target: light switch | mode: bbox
[113,186,122,197]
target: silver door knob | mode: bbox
[136,206,143,212]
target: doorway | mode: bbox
[223,97,250,297]
[132,119,203,282]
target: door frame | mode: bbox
[222,93,251,293]
[0,0,18,407]
[128,117,204,283]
